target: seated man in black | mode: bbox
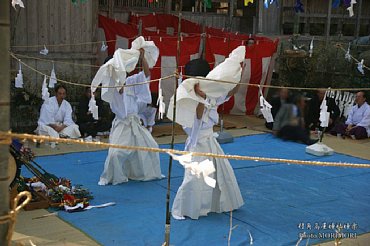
[273,94,318,145]
[305,89,340,132]
[77,87,111,141]
[265,88,290,130]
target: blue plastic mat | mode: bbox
[23,134,370,246]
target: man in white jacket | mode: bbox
[35,84,81,139]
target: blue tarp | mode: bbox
[23,134,370,246]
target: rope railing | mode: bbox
[10,52,370,91]
[1,132,369,168]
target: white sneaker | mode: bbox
[84,136,93,142]
[93,136,100,142]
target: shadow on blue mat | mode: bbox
[23,134,370,246]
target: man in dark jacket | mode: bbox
[77,87,111,141]
[306,89,340,132]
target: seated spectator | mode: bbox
[35,84,81,139]
[306,89,340,132]
[265,88,290,130]
[330,91,370,139]
[273,94,318,145]
[77,87,111,141]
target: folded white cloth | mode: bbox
[91,36,159,104]
[167,46,245,128]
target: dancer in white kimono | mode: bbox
[170,56,244,220]
[98,49,162,185]
[138,101,157,133]
[35,84,81,139]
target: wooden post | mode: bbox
[279,0,284,35]
[303,0,310,35]
[108,0,114,19]
[325,0,333,46]
[229,0,234,32]
[0,0,10,245]
[257,0,263,34]
[355,0,363,38]
[165,0,172,14]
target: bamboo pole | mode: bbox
[0,1,10,245]
[164,2,182,245]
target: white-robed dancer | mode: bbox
[169,47,245,219]
[98,48,162,185]
[35,84,81,139]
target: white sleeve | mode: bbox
[126,71,151,104]
[38,102,53,126]
[63,102,75,126]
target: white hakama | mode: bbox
[98,71,162,185]
[35,96,81,139]
[172,97,244,219]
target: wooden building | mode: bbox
[9,0,370,132]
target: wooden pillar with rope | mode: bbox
[0,0,11,245]
[164,1,182,245]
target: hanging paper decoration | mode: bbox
[347,0,357,17]
[264,0,277,8]
[11,0,24,9]
[332,0,341,8]
[309,38,314,57]
[343,0,351,7]
[101,41,108,52]
[343,93,355,118]
[15,62,23,88]
[178,71,183,85]
[40,45,48,56]
[204,0,212,9]
[49,64,57,88]
[41,76,50,101]
[258,86,273,123]
[244,0,254,6]
[88,93,99,120]
[319,89,330,128]
[168,152,216,188]
[157,79,165,119]
[345,43,351,62]
[357,59,365,75]
[294,0,304,13]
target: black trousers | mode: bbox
[277,125,313,145]
[78,120,111,137]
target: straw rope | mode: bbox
[335,43,370,71]
[0,191,32,246]
[1,131,369,168]
[10,52,176,88]
[10,53,370,91]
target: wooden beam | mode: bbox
[0,0,10,244]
